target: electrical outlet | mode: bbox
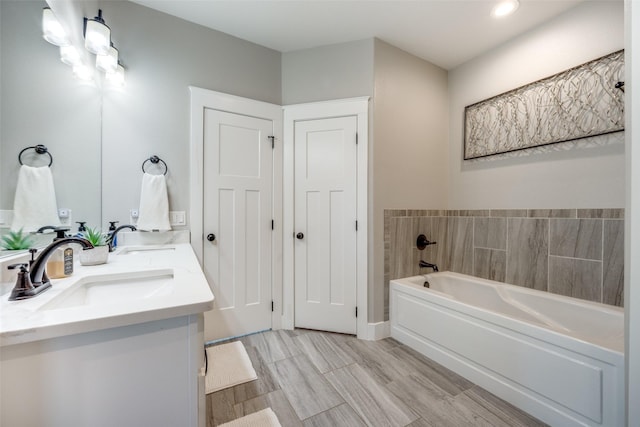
[130,209,139,224]
[58,208,72,226]
[169,211,186,226]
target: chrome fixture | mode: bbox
[416,234,437,250]
[419,260,439,272]
[107,225,137,252]
[29,237,93,288]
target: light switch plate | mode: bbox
[169,211,186,226]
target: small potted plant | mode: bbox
[79,227,109,266]
[1,228,34,251]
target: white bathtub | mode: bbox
[390,272,624,427]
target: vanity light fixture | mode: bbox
[84,9,111,55]
[42,6,125,84]
[491,0,519,18]
[42,7,70,47]
[96,44,119,73]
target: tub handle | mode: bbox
[417,234,437,250]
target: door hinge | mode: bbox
[355,133,358,145]
[355,306,358,318]
[271,301,274,312]
[271,219,274,230]
[355,220,358,231]
[268,135,275,149]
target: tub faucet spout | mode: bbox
[419,260,439,272]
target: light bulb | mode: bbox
[42,7,70,47]
[96,45,118,73]
[73,64,93,81]
[106,64,125,86]
[84,10,111,55]
[60,46,81,66]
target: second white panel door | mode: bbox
[294,116,358,334]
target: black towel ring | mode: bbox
[141,155,168,175]
[18,145,53,167]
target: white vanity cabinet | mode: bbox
[0,243,213,427]
[1,314,205,427]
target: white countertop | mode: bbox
[0,243,214,346]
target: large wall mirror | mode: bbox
[0,0,102,253]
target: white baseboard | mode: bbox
[365,321,390,340]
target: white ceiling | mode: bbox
[130,0,594,70]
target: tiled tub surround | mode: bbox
[384,208,624,319]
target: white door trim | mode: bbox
[283,97,369,339]
[189,87,283,332]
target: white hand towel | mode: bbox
[11,165,61,232]
[137,172,171,231]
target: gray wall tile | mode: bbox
[603,220,624,306]
[474,248,506,282]
[491,209,527,218]
[474,217,506,250]
[447,217,474,275]
[548,257,602,302]
[459,210,491,217]
[577,208,624,219]
[432,217,449,271]
[528,209,576,218]
[389,217,414,279]
[549,219,602,260]
[506,218,549,291]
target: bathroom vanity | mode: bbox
[0,241,214,427]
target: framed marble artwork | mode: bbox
[463,50,625,160]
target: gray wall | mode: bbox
[371,40,449,322]
[100,0,281,228]
[281,39,373,105]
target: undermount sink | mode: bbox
[117,246,177,255]
[39,269,175,311]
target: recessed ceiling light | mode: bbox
[491,0,520,18]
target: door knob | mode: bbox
[207,233,216,242]
[296,232,304,240]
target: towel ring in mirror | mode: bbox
[141,155,168,175]
[18,145,53,167]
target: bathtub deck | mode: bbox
[206,329,547,426]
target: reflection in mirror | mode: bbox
[0,0,102,256]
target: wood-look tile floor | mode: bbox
[206,329,548,427]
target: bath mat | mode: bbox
[219,408,282,427]
[205,341,257,394]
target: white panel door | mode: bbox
[294,116,358,334]
[203,109,273,341]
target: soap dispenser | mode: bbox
[46,227,74,279]
[108,221,119,249]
